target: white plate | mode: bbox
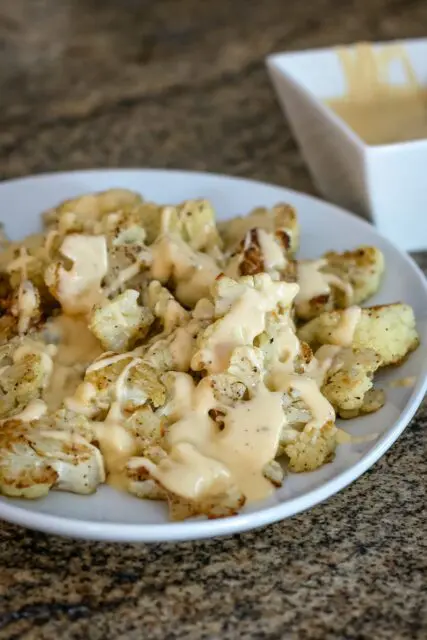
[0,169,426,542]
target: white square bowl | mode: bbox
[267,39,427,252]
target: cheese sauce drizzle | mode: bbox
[143,376,286,502]
[296,259,353,311]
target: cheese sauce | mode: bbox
[0,399,48,424]
[306,345,342,387]
[300,307,361,387]
[326,43,427,145]
[93,357,140,489]
[64,381,98,416]
[285,375,335,431]
[274,324,301,373]
[192,277,299,374]
[330,306,361,347]
[295,260,352,312]
[147,377,285,502]
[151,235,221,307]
[53,234,108,315]
[264,314,301,383]
[142,443,233,500]
[225,229,287,281]
[44,315,104,411]
[388,376,416,389]
[257,229,287,271]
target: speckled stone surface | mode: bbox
[0,1,427,638]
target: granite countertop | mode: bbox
[0,1,426,638]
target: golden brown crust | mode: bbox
[238,229,265,276]
[219,203,299,255]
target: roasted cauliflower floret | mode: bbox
[161,199,222,252]
[143,373,286,519]
[357,388,386,416]
[98,200,163,246]
[201,347,264,409]
[321,347,383,419]
[0,237,58,313]
[294,259,351,321]
[283,423,337,472]
[0,342,53,419]
[219,203,299,255]
[353,305,419,366]
[42,189,143,234]
[256,308,309,376]
[0,423,105,498]
[126,453,168,501]
[273,371,338,470]
[110,222,147,248]
[294,246,385,321]
[210,374,247,406]
[298,304,419,366]
[128,405,164,451]
[38,408,96,442]
[166,486,245,521]
[91,405,164,487]
[45,234,108,315]
[156,372,195,424]
[227,346,264,390]
[85,356,166,412]
[0,234,46,279]
[89,289,153,352]
[130,443,246,521]
[323,246,385,305]
[102,233,152,297]
[192,274,299,374]
[0,424,58,498]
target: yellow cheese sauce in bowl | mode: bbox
[325,43,427,145]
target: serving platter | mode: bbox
[0,169,426,542]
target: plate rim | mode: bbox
[0,167,426,542]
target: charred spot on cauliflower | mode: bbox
[219,203,299,255]
[225,228,297,283]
